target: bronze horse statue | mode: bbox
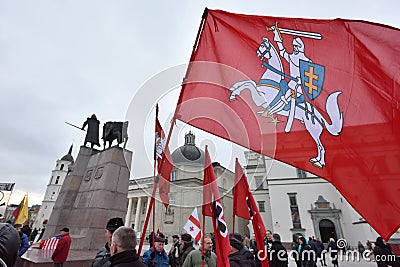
[102,121,129,149]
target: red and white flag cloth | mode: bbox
[202,146,231,267]
[183,208,202,242]
[154,105,174,208]
[233,158,268,267]
[40,235,60,250]
[175,8,400,239]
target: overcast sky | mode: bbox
[1,0,399,206]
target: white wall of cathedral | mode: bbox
[268,178,338,240]
[244,150,380,247]
[335,191,378,246]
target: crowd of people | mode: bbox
[1,219,399,267]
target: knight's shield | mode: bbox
[299,60,325,101]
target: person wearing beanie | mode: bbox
[142,236,169,267]
[168,234,180,267]
[229,233,255,262]
[229,237,256,267]
[92,217,124,267]
[51,227,72,267]
[269,233,288,267]
[179,233,195,266]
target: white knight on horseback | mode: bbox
[228,24,343,168]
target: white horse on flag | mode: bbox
[229,37,343,168]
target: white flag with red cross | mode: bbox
[183,208,202,242]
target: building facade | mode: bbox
[244,150,389,248]
[126,132,247,239]
[126,135,399,247]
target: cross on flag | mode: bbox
[183,208,202,242]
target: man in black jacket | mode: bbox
[109,226,145,267]
[229,237,256,267]
[269,233,288,267]
[92,217,124,267]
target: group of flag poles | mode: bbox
[137,104,269,267]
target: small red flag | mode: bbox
[234,159,268,266]
[202,146,230,267]
[155,105,174,208]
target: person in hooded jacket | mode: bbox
[14,224,30,257]
[373,236,400,267]
[229,237,256,267]
[298,236,316,267]
[269,233,288,267]
[0,223,20,267]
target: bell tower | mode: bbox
[33,145,74,230]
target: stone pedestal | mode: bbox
[44,146,132,250]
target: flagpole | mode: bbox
[137,185,156,256]
[138,104,160,257]
[172,7,208,124]
[201,212,205,267]
[232,213,235,238]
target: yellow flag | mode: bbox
[15,195,28,224]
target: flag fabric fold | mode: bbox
[155,105,174,208]
[40,235,61,250]
[202,146,231,267]
[175,9,400,239]
[13,195,28,225]
[234,158,268,266]
[183,208,202,242]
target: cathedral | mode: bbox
[126,131,396,248]
[125,131,248,239]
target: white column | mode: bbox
[125,197,133,227]
[134,197,142,231]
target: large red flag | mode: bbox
[155,105,174,208]
[234,159,268,266]
[175,9,400,239]
[202,146,230,267]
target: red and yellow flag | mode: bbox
[13,195,28,224]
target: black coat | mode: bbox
[0,223,20,267]
[229,251,256,267]
[327,241,338,265]
[269,241,288,267]
[91,243,111,267]
[109,250,146,267]
[373,245,400,267]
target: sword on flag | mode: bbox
[267,22,323,40]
